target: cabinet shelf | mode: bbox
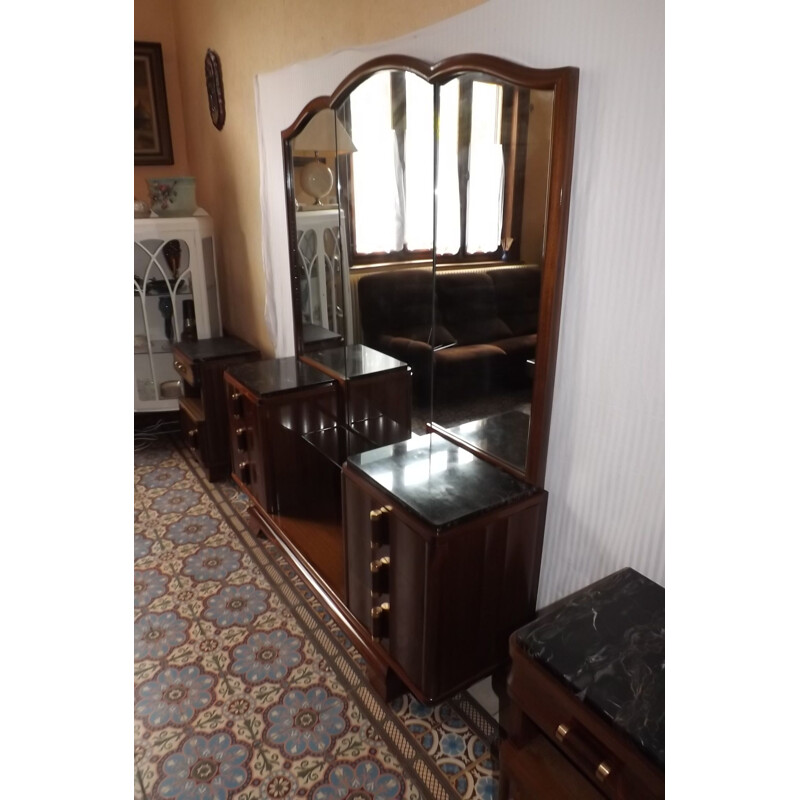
[135,339,176,355]
[133,282,193,297]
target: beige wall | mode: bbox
[134,0,485,356]
[134,0,190,199]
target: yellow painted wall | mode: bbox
[134,0,190,199]
[134,0,485,356]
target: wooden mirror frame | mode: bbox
[282,54,579,489]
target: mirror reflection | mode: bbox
[285,58,562,477]
[290,109,354,351]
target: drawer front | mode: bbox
[508,654,664,799]
[343,474,428,692]
[225,381,266,510]
[172,351,198,388]
[179,403,206,463]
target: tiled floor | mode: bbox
[135,436,501,799]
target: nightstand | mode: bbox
[500,568,664,799]
[172,336,260,481]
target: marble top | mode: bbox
[304,344,408,380]
[174,336,259,363]
[225,357,334,397]
[346,433,537,531]
[443,410,531,472]
[516,567,664,767]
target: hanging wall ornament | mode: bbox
[205,49,226,130]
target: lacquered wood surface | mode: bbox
[343,464,548,703]
[174,336,261,482]
[504,633,665,799]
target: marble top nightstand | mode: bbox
[516,568,664,767]
[501,568,665,799]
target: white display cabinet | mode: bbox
[134,211,222,411]
[295,208,352,338]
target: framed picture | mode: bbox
[135,41,174,166]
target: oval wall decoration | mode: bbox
[205,49,226,130]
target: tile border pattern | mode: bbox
[136,436,500,799]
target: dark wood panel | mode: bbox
[269,512,345,599]
[342,464,548,703]
[506,636,665,799]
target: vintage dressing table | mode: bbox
[226,54,579,705]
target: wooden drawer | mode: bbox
[172,350,198,388]
[224,377,267,510]
[179,397,206,464]
[501,732,603,800]
[507,640,664,800]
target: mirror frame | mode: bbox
[282,54,579,489]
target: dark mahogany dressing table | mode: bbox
[222,53,580,706]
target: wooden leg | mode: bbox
[493,661,511,738]
[365,662,406,703]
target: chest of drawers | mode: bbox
[343,433,548,704]
[172,336,260,481]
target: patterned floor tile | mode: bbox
[135,436,500,799]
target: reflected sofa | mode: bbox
[358,265,541,402]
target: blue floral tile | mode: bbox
[135,439,500,799]
[156,731,250,800]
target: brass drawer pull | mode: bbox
[595,762,611,782]
[369,505,392,521]
[173,359,186,372]
[369,555,391,572]
[555,722,613,784]
[370,601,390,640]
[235,426,248,450]
[371,602,390,618]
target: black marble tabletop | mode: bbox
[346,433,537,531]
[516,567,664,767]
[442,410,531,471]
[304,344,408,380]
[225,357,334,397]
[174,336,260,362]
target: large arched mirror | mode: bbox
[283,55,578,487]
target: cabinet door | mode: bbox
[134,236,194,410]
[134,217,222,412]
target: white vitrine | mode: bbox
[134,211,222,411]
[295,208,352,338]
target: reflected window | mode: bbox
[466,82,505,253]
[344,72,524,264]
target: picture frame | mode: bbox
[135,41,174,166]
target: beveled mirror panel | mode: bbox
[283,55,578,487]
[428,73,554,475]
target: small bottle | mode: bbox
[181,300,198,342]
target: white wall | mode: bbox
[256,0,664,604]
